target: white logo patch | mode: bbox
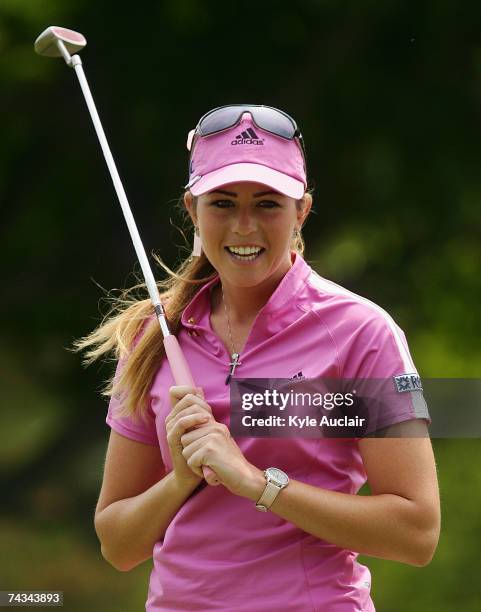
[394,373,423,393]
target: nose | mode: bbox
[232,206,257,236]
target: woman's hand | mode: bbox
[166,385,214,488]
[180,420,262,498]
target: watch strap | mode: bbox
[255,474,286,512]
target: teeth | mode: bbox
[228,246,262,255]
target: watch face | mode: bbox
[266,467,289,487]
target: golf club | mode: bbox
[34,25,218,485]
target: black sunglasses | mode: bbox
[187,104,306,162]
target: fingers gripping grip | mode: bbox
[163,335,219,485]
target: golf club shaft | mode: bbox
[71,59,165,327]
[69,56,217,483]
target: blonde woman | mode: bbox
[73,105,440,611]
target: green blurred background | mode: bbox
[1,1,480,610]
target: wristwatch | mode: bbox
[255,467,289,512]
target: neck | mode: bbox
[212,252,294,325]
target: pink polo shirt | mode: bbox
[106,252,431,611]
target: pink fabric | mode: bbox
[106,252,430,611]
[187,114,306,198]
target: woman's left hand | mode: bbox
[180,420,261,497]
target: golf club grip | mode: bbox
[163,335,219,485]
[163,335,196,387]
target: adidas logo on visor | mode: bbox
[231,127,264,146]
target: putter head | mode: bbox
[34,26,86,57]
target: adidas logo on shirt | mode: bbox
[289,371,306,381]
[231,127,264,146]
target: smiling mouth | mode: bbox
[224,247,265,261]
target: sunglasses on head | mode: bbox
[187,104,306,159]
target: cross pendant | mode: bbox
[225,352,242,385]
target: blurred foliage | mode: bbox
[1,0,480,610]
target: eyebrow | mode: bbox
[208,189,280,197]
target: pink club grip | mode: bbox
[163,335,219,485]
[163,334,196,387]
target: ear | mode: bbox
[296,192,312,228]
[184,190,198,226]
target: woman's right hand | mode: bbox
[165,385,213,487]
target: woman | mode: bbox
[74,105,440,611]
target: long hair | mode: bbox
[69,194,309,421]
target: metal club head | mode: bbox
[34,26,86,58]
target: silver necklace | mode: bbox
[221,285,242,384]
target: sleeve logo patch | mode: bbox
[394,373,423,393]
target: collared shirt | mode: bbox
[106,251,430,611]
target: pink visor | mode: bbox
[185,114,307,199]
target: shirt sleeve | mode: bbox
[105,357,159,446]
[105,315,159,446]
[341,311,431,435]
